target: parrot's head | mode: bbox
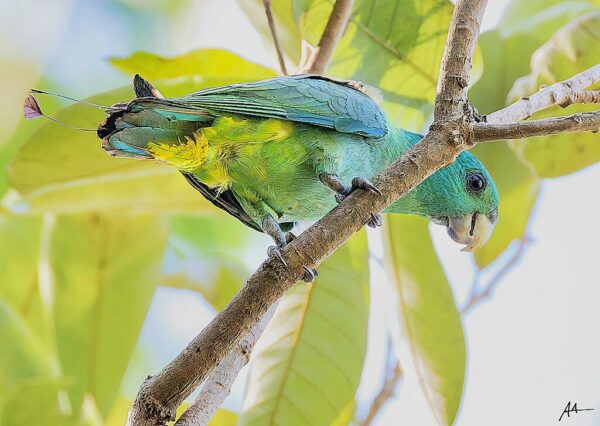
[417,150,499,251]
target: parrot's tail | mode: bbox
[97,75,214,171]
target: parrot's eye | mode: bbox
[466,172,486,193]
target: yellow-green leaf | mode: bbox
[383,216,465,426]
[0,216,49,340]
[45,214,168,417]
[110,48,276,84]
[241,231,369,426]
[0,377,73,426]
[0,301,51,390]
[508,12,600,177]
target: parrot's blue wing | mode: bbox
[132,75,388,138]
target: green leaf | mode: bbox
[110,48,276,84]
[0,301,51,389]
[383,216,465,426]
[0,378,73,426]
[46,214,168,417]
[237,0,304,64]
[0,216,49,340]
[241,0,458,130]
[507,12,600,177]
[470,143,540,269]
[241,231,370,426]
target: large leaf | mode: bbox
[6,49,276,214]
[507,12,600,177]
[383,216,465,426]
[470,143,540,269]
[241,231,370,426]
[0,216,48,340]
[45,214,167,418]
[241,0,458,130]
[0,378,73,426]
[0,301,51,390]
[110,48,276,85]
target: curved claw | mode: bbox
[285,232,297,244]
[267,246,287,267]
[367,212,383,228]
[302,266,319,283]
[352,177,382,196]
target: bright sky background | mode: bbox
[2,0,599,424]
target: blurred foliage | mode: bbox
[508,11,600,177]
[241,232,369,425]
[1,0,599,425]
[383,216,465,425]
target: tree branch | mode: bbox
[434,0,488,120]
[305,0,355,74]
[263,0,287,75]
[462,238,530,314]
[173,305,277,426]
[360,340,403,426]
[474,111,600,141]
[486,64,600,124]
[127,0,488,422]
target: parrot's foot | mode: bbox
[367,212,383,228]
[262,216,318,282]
[319,174,382,204]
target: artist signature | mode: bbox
[559,401,594,421]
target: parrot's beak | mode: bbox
[446,208,498,252]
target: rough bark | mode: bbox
[173,305,277,425]
[474,111,600,141]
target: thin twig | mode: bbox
[360,340,403,426]
[263,0,287,75]
[462,238,530,314]
[305,0,355,74]
[474,111,600,141]
[486,64,600,124]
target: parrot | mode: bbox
[27,74,499,280]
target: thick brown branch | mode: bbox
[434,0,489,120]
[305,0,355,74]
[263,0,287,75]
[173,305,277,426]
[127,1,489,424]
[474,111,600,141]
[486,64,600,124]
